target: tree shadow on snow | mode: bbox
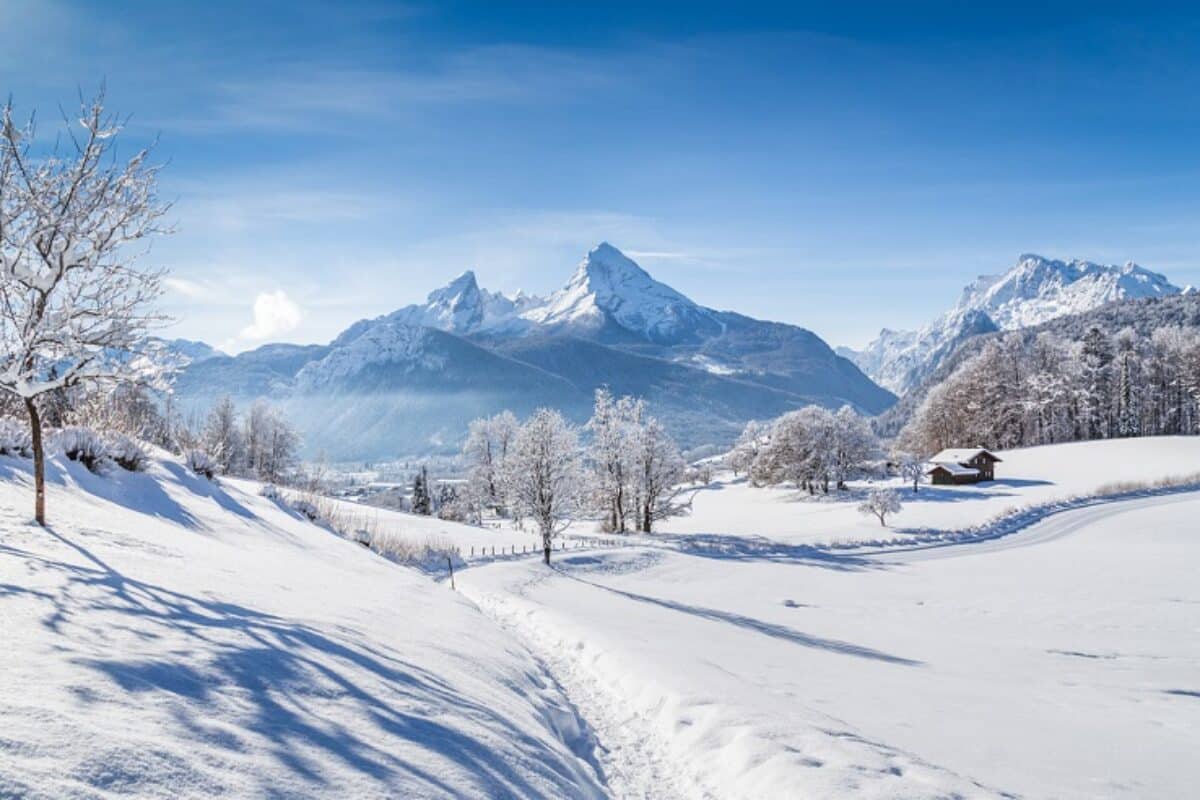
[647,532,888,571]
[0,527,598,798]
[561,571,923,667]
[0,456,257,530]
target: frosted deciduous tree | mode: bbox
[900,325,1200,452]
[504,408,581,564]
[728,419,767,482]
[749,406,877,494]
[240,400,299,483]
[585,388,642,533]
[891,450,925,493]
[462,410,518,515]
[858,488,901,527]
[630,415,688,532]
[0,91,170,524]
[830,406,877,490]
[203,395,244,475]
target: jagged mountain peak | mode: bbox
[846,252,1181,395]
[524,242,720,343]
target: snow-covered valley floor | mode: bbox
[461,490,1200,798]
[2,438,1198,798]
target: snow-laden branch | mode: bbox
[0,90,171,400]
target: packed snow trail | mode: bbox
[466,571,711,800]
[459,552,1005,800]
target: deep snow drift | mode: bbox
[0,453,605,799]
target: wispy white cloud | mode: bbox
[160,43,620,135]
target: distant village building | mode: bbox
[926,448,1001,485]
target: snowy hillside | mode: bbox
[845,254,1180,394]
[0,452,605,798]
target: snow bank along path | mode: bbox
[0,453,607,799]
[460,487,1200,799]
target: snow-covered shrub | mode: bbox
[368,531,462,571]
[0,417,32,458]
[185,448,217,480]
[56,426,109,473]
[105,433,149,472]
[259,483,283,501]
[292,498,322,522]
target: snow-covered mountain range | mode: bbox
[175,243,893,458]
[840,254,1181,395]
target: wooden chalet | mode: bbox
[926,448,1001,485]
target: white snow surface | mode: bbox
[0,453,605,799]
[660,436,1200,547]
[847,254,1181,393]
[4,437,1200,799]
[462,489,1200,798]
[456,437,1200,799]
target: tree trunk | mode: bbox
[543,545,551,565]
[25,398,45,526]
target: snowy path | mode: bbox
[463,567,717,800]
[459,490,1200,798]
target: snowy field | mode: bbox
[323,437,1200,559]
[1,438,1198,798]
[660,436,1200,547]
[461,491,1200,798]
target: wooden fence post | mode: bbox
[446,556,455,591]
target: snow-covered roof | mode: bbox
[926,462,980,477]
[929,448,1001,464]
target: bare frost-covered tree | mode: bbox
[629,416,688,532]
[585,388,641,533]
[748,405,878,494]
[829,406,877,490]
[462,410,518,514]
[504,408,581,564]
[242,399,300,483]
[203,395,244,475]
[727,419,767,482]
[890,450,925,493]
[0,91,170,524]
[858,488,901,527]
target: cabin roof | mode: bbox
[926,462,980,477]
[929,448,1002,464]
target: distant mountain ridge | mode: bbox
[873,291,1200,438]
[842,254,1180,395]
[173,243,894,458]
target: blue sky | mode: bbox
[5,1,1200,351]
